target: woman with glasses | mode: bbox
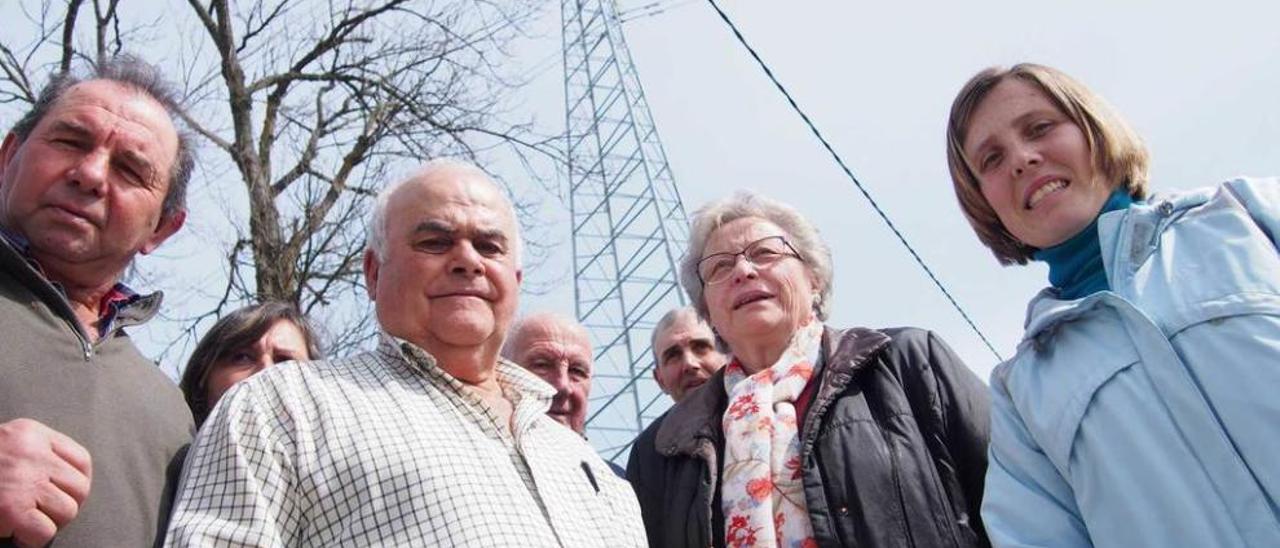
[627,190,991,548]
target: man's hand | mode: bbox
[0,419,92,547]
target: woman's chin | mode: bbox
[723,311,789,343]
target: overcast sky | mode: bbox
[510,0,1280,384]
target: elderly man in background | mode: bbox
[502,312,594,434]
[650,306,727,402]
[166,159,645,547]
[502,312,630,476]
[0,57,194,547]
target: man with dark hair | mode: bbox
[0,56,194,547]
[650,306,727,402]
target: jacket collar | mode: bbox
[655,325,890,457]
[0,234,163,334]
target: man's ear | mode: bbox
[141,209,186,255]
[363,248,380,301]
[0,133,21,184]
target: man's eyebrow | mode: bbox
[48,120,93,139]
[412,220,455,235]
[116,149,159,180]
[472,227,510,243]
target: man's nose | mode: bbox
[69,149,110,196]
[448,241,485,276]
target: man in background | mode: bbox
[650,306,727,403]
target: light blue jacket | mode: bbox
[983,177,1280,547]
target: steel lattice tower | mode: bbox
[561,0,690,457]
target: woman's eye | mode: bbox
[980,151,1002,171]
[1029,120,1054,137]
[749,247,781,261]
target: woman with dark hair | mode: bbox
[179,302,322,426]
[946,63,1280,546]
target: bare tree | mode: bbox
[1,0,559,360]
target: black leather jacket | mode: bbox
[626,327,991,548]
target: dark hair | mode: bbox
[179,302,323,426]
[11,54,195,219]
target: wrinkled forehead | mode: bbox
[394,168,518,232]
[522,318,591,351]
[704,217,787,255]
[40,79,180,170]
[659,314,714,345]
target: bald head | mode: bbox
[361,158,524,370]
[367,158,520,263]
[503,313,593,433]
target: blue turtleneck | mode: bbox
[1032,189,1134,300]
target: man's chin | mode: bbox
[427,315,496,346]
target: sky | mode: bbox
[2,1,1278,448]
[517,0,1280,382]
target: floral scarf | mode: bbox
[721,319,823,548]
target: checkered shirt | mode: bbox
[165,333,646,547]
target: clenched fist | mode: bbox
[0,419,92,548]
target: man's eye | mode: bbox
[116,164,145,185]
[473,240,505,257]
[417,238,452,253]
[51,137,85,149]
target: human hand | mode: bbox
[0,419,92,547]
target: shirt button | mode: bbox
[838,506,849,516]
[1158,201,1174,216]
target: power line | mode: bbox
[703,0,1003,362]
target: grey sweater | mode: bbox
[0,239,193,547]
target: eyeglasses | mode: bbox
[696,235,802,286]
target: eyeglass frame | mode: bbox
[695,235,805,286]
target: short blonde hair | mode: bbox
[945,63,1150,265]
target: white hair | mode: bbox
[679,190,834,321]
[501,312,592,362]
[366,158,521,263]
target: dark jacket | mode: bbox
[0,238,193,548]
[627,327,990,548]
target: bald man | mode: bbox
[167,159,645,547]
[503,313,594,434]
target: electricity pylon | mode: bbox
[561,0,690,458]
